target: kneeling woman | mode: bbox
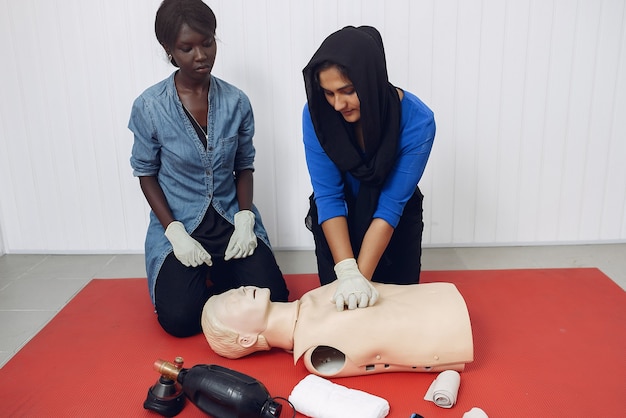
[128,0,288,337]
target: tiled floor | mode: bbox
[1,243,624,368]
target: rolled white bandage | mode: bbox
[424,370,461,408]
[289,374,390,418]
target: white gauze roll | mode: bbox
[424,370,461,408]
[288,374,390,418]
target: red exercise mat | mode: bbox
[0,269,624,417]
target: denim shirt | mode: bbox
[128,72,272,303]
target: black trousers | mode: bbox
[154,206,288,337]
[308,188,424,286]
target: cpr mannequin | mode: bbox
[201,282,473,378]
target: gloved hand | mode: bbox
[224,210,258,261]
[332,258,379,311]
[164,221,212,267]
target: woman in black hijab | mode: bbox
[302,26,435,311]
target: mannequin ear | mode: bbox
[238,334,259,348]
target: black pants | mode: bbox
[154,206,288,337]
[308,188,424,286]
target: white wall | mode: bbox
[0,0,624,254]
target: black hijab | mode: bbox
[303,25,400,184]
[303,26,401,252]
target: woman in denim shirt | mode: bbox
[129,0,288,337]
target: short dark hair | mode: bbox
[155,0,217,51]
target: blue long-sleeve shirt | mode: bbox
[303,90,435,228]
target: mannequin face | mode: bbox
[211,286,271,335]
[318,66,361,123]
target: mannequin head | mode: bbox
[201,286,271,358]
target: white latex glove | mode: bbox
[224,210,258,261]
[164,221,212,267]
[332,258,379,311]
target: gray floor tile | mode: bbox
[0,278,89,310]
[0,310,56,352]
[0,278,11,292]
[0,351,13,368]
[0,254,48,279]
[95,254,147,279]
[19,255,114,280]
[455,246,542,269]
[275,250,318,274]
[422,247,467,270]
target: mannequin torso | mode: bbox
[293,282,473,377]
